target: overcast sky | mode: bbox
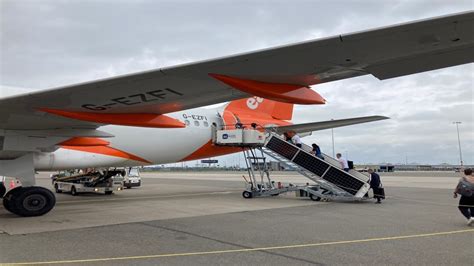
[1,0,473,166]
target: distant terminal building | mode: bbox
[379,165,395,172]
[356,164,473,172]
[393,164,472,171]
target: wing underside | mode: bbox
[1,11,473,130]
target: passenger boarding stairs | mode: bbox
[262,132,371,199]
[213,128,370,201]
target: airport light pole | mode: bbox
[452,121,463,166]
[331,119,335,157]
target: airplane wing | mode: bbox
[0,11,473,154]
[268,116,390,135]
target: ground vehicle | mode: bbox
[215,129,371,202]
[123,167,141,189]
[53,170,124,196]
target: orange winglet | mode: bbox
[39,108,185,128]
[59,137,110,147]
[209,74,325,105]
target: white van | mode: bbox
[123,167,141,189]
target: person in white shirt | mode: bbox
[289,130,302,148]
[336,153,349,172]
[453,168,474,226]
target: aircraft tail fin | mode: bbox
[224,97,294,121]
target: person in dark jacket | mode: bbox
[453,168,474,226]
[311,143,324,160]
[368,169,383,203]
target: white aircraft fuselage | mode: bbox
[34,107,225,170]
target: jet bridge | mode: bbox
[214,129,371,201]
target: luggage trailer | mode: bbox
[214,128,371,202]
[53,169,125,196]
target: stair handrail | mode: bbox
[299,142,343,169]
[266,131,344,170]
[266,131,370,182]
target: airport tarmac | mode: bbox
[0,171,473,265]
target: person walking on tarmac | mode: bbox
[453,168,474,226]
[368,169,384,204]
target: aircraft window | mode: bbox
[203,121,209,127]
[194,121,200,126]
[185,120,190,126]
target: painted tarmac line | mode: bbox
[56,190,241,204]
[3,229,473,265]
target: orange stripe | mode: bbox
[59,137,110,146]
[209,74,325,105]
[40,108,185,128]
[61,145,152,164]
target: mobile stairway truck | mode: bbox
[52,169,125,196]
[213,127,371,202]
